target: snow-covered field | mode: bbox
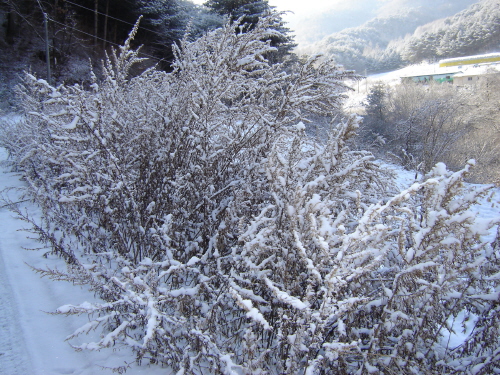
[0,150,498,374]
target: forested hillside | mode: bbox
[401,0,500,62]
[304,0,500,73]
[302,9,429,73]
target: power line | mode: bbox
[10,0,174,65]
[4,1,45,43]
[56,1,181,55]
[36,0,52,84]
[36,0,46,13]
[48,17,164,63]
[47,0,187,60]
[63,0,166,38]
[58,0,177,59]
[49,17,119,46]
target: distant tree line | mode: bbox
[360,72,500,183]
[401,0,500,63]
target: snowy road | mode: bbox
[0,230,33,375]
[0,148,165,375]
[0,151,104,375]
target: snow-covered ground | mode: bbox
[344,61,500,114]
[0,147,498,374]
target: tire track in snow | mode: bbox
[0,202,33,374]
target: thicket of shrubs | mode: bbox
[1,15,500,374]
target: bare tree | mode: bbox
[362,81,471,174]
[448,71,500,183]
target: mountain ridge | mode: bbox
[299,0,499,74]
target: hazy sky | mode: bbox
[190,0,384,46]
[189,0,478,47]
[269,0,347,14]
[189,0,339,14]
[269,0,374,45]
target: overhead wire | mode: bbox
[47,17,164,63]
[3,1,45,43]
[11,0,174,65]
[36,0,46,13]
[60,0,197,56]
[49,0,177,62]
[62,0,168,38]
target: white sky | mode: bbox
[267,0,353,45]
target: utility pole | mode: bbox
[44,13,51,85]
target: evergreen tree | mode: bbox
[204,0,296,63]
[132,0,188,65]
[133,0,223,68]
[204,0,269,25]
[362,82,388,138]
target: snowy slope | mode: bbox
[343,62,441,112]
[343,60,500,112]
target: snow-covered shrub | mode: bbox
[2,15,500,375]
